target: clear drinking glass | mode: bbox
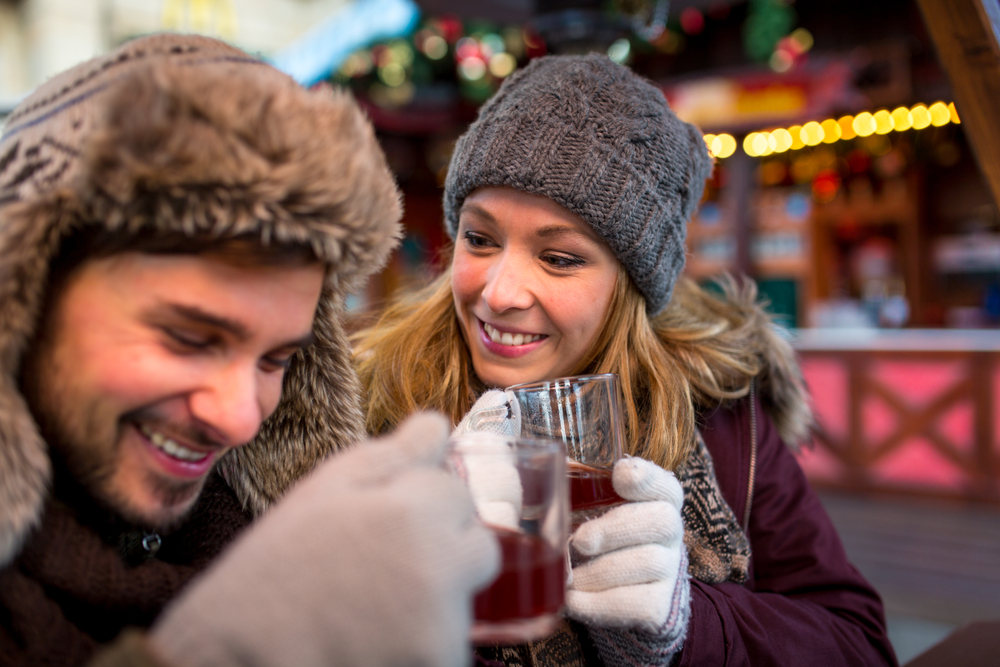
[470,374,627,526]
[447,433,568,644]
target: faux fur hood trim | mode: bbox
[723,279,814,448]
[752,317,814,448]
[0,34,402,566]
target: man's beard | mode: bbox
[30,384,211,532]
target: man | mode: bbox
[0,34,497,666]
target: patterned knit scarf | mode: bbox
[473,432,751,667]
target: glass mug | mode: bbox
[447,433,568,644]
[469,373,627,526]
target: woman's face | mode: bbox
[451,187,620,388]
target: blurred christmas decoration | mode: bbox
[743,0,795,62]
[162,0,238,38]
[333,13,533,111]
[617,0,670,42]
[326,1,817,128]
[271,0,420,86]
[741,0,816,72]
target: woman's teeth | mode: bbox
[139,424,209,462]
[484,322,542,347]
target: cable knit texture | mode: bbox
[586,549,690,666]
[443,54,713,315]
[0,473,251,666]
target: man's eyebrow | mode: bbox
[280,331,317,350]
[165,303,251,341]
[163,303,316,349]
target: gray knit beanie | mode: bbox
[443,54,713,315]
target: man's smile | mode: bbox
[137,423,213,463]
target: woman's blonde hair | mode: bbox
[353,252,772,470]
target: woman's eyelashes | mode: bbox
[463,230,497,250]
[464,232,585,265]
[542,253,586,269]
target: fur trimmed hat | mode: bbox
[443,54,712,315]
[0,34,402,566]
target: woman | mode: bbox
[354,55,896,667]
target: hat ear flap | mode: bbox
[0,198,68,567]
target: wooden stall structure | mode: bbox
[794,329,1000,504]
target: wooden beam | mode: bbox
[916,0,1000,211]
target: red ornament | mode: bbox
[680,8,705,35]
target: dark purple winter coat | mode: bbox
[680,394,897,666]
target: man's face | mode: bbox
[23,251,324,529]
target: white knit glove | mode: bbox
[452,391,523,530]
[454,389,520,437]
[567,457,690,640]
[150,412,500,667]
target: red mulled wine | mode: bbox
[474,526,565,623]
[567,461,623,512]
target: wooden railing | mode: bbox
[793,330,1000,504]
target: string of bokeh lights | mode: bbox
[703,101,961,160]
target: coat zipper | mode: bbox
[742,378,758,533]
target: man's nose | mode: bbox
[482,252,534,313]
[188,362,264,448]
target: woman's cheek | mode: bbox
[451,257,482,301]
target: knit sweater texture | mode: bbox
[0,473,251,666]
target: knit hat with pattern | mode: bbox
[443,54,712,315]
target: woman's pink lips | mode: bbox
[478,320,546,358]
[136,426,218,479]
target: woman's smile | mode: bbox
[478,320,547,358]
[451,187,619,388]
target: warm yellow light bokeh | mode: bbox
[767,132,779,153]
[712,133,737,158]
[929,101,951,127]
[789,125,806,150]
[891,107,913,132]
[820,119,841,143]
[489,52,516,78]
[873,109,893,135]
[838,116,857,140]
[756,132,774,156]
[749,132,770,156]
[853,112,877,137]
[948,102,961,124]
[772,128,793,153]
[730,101,957,157]
[911,104,931,130]
[800,121,824,146]
[718,134,737,158]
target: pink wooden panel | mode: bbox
[796,352,999,501]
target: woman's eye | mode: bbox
[463,231,495,249]
[543,253,585,268]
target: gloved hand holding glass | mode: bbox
[464,374,627,526]
[446,431,567,645]
[458,375,690,654]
